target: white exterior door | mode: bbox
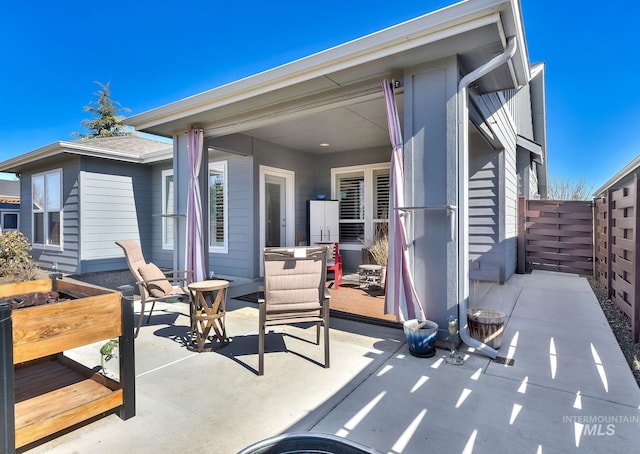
[259,166,295,275]
[265,175,286,247]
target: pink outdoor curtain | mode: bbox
[383,80,426,321]
[186,128,206,283]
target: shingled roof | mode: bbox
[75,135,172,157]
[0,179,19,197]
[0,135,173,174]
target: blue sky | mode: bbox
[0,0,638,189]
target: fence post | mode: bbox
[591,199,596,280]
[1,302,15,454]
[606,188,613,299]
[517,196,526,273]
[633,174,640,342]
[117,285,136,420]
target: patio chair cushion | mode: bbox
[139,262,174,297]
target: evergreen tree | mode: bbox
[73,81,131,138]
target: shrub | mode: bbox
[368,234,388,267]
[0,231,39,281]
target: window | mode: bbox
[162,162,228,253]
[336,171,365,243]
[332,163,389,248]
[161,169,174,249]
[32,169,62,248]
[209,161,227,253]
[373,168,390,239]
[1,212,19,231]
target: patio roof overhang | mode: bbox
[126,0,530,154]
[516,135,543,164]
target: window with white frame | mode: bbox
[209,161,227,253]
[161,169,174,249]
[32,169,62,248]
[332,163,389,248]
[372,168,390,238]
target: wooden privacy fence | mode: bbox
[594,174,640,342]
[518,197,594,276]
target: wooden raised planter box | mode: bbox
[0,276,135,453]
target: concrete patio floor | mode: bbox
[23,271,640,453]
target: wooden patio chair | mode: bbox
[259,246,330,375]
[116,240,193,338]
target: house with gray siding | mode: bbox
[0,0,546,341]
[123,0,547,336]
[0,136,171,273]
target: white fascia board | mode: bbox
[127,0,518,132]
[503,0,530,85]
[529,62,547,185]
[58,141,144,162]
[0,142,65,172]
[0,141,150,173]
[141,148,173,163]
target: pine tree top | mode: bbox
[73,81,131,138]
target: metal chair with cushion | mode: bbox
[116,240,193,337]
[259,246,330,376]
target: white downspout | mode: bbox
[457,37,518,359]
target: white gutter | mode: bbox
[457,36,518,359]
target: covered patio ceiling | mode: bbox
[127,0,528,152]
[241,94,401,154]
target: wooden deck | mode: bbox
[326,278,398,324]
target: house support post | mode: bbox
[404,57,459,344]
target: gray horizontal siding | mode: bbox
[149,149,256,278]
[79,159,152,273]
[80,172,142,259]
[468,136,500,282]
[503,146,518,281]
[211,151,254,277]
[475,92,517,153]
[503,86,534,140]
[471,91,519,283]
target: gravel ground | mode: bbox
[587,277,640,389]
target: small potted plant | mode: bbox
[100,338,119,378]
